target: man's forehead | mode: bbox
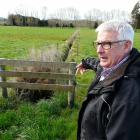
[97,30,118,35]
[97,31,118,41]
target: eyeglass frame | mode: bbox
[93,40,128,50]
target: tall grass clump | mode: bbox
[16,46,62,102]
[0,94,19,113]
[28,46,62,62]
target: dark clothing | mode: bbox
[77,48,140,140]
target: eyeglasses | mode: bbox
[93,40,127,50]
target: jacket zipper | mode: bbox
[101,95,111,119]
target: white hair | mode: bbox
[96,20,134,48]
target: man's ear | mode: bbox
[124,40,132,53]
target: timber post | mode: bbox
[68,62,76,108]
[0,65,8,98]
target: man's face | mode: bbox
[96,31,130,68]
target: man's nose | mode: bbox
[97,45,104,53]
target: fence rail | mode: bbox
[0,71,75,80]
[0,58,74,69]
[0,82,75,92]
[0,58,76,108]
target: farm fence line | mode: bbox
[0,58,77,108]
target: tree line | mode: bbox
[7,14,99,28]
[131,0,140,29]
[1,2,140,29]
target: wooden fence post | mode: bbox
[68,63,76,108]
[0,65,8,98]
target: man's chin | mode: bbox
[100,62,109,68]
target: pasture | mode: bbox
[0,26,140,140]
[0,26,75,59]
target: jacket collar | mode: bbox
[99,48,140,87]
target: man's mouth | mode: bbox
[100,57,107,61]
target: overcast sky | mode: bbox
[0,0,138,19]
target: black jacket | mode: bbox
[77,48,140,140]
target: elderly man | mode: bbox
[77,20,140,140]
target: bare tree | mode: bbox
[65,7,80,26]
[14,6,29,17]
[84,8,130,23]
[41,6,47,20]
[84,9,102,28]
[48,7,80,27]
[65,7,80,20]
[85,9,102,21]
[108,9,131,21]
[30,10,39,18]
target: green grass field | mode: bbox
[0,26,75,59]
[0,26,140,140]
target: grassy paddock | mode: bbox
[0,26,75,59]
[0,27,140,140]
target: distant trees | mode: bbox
[85,9,130,21]
[49,7,80,27]
[7,14,40,26]
[6,5,133,28]
[84,9,101,28]
[131,1,140,29]
[49,7,80,21]
[84,8,130,28]
[7,14,75,27]
[8,14,15,25]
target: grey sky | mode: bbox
[0,0,138,18]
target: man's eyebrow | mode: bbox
[95,40,112,42]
